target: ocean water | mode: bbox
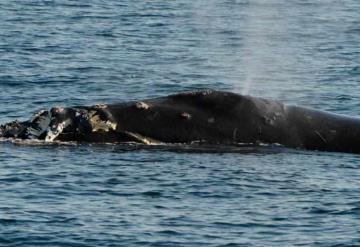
[1,0,360,246]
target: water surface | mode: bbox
[1,0,360,246]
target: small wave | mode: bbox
[0,218,17,225]
[0,137,77,147]
[141,191,163,197]
[330,207,360,216]
[0,137,290,154]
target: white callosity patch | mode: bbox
[87,110,117,132]
[45,119,72,142]
[135,101,149,110]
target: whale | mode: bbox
[1,90,360,154]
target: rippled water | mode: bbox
[1,0,360,246]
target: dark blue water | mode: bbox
[1,0,360,246]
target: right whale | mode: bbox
[1,90,360,154]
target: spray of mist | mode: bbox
[191,0,290,96]
[239,1,288,95]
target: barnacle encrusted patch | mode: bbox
[45,119,71,142]
[43,108,118,142]
[87,110,117,132]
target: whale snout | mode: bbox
[45,107,79,141]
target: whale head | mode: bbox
[0,105,118,142]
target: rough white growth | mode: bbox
[45,120,71,142]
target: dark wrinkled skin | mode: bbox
[1,90,360,153]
